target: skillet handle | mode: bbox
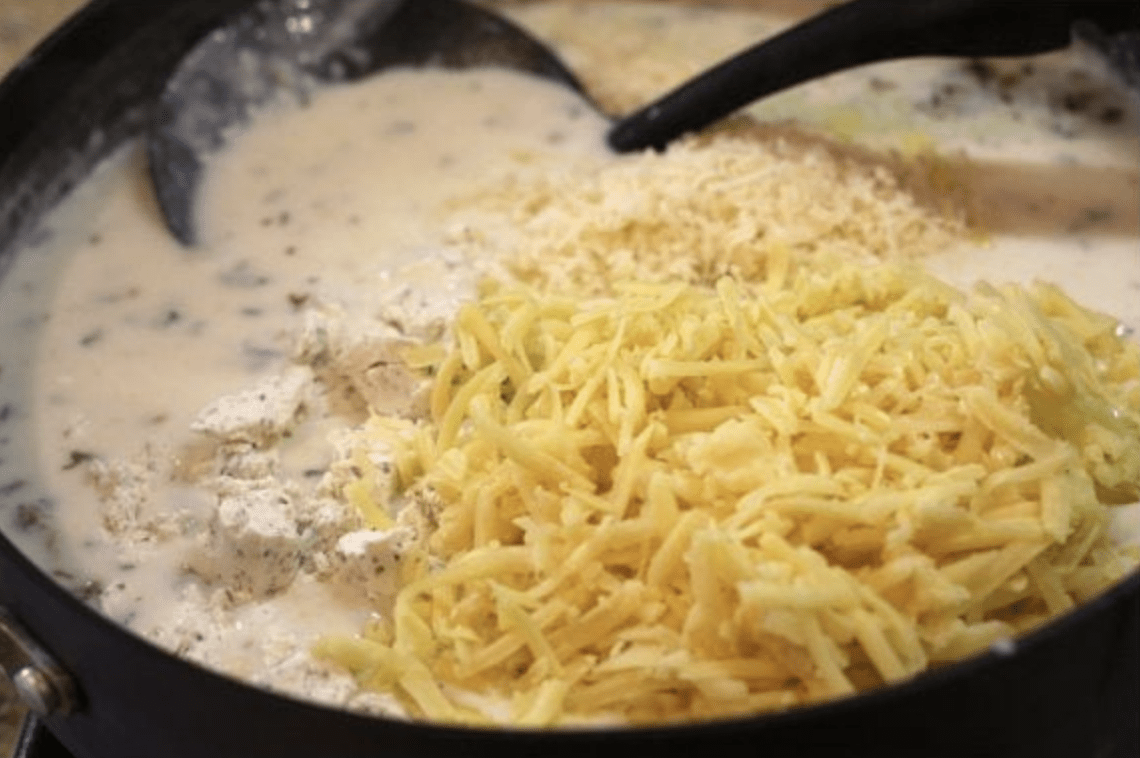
[608,0,1140,152]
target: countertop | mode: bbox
[0,0,87,72]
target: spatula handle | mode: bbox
[608,0,1140,152]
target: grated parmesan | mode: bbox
[450,135,962,298]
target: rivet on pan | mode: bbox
[0,608,79,717]
[12,665,64,716]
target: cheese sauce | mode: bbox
[0,0,1137,711]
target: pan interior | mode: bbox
[0,0,1137,733]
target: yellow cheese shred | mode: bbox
[318,264,1140,725]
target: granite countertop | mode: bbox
[0,0,88,72]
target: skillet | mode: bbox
[0,2,1137,756]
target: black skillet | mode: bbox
[0,1,1137,757]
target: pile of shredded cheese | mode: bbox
[304,123,1140,725]
[316,256,1140,724]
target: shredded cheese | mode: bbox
[317,256,1140,724]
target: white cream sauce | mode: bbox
[0,0,1137,709]
[0,65,614,702]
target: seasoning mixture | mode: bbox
[0,0,1138,726]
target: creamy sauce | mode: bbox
[0,0,1137,713]
[0,65,614,705]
